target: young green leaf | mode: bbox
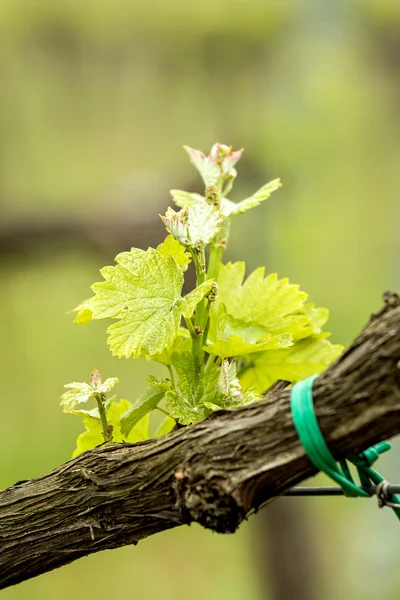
[187,203,224,246]
[184,145,220,186]
[73,399,150,457]
[160,203,223,248]
[170,189,204,209]
[240,334,343,393]
[156,235,191,272]
[300,303,329,333]
[61,373,119,415]
[202,359,262,410]
[164,352,207,424]
[73,247,191,359]
[181,280,214,319]
[120,387,165,437]
[206,306,293,357]
[216,262,313,339]
[221,179,282,216]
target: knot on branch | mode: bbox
[173,468,245,534]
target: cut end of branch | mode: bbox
[174,469,245,534]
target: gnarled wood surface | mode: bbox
[1,294,400,589]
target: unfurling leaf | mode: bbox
[61,371,119,416]
[160,203,223,248]
[159,207,190,246]
[165,352,261,424]
[157,235,191,271]
[184,145,220,186]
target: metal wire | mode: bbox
[284,485,400,496]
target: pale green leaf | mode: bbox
[61,377,119,414]
[216,262,312,339]
[164,352,206,424]
[206,306,293,357]
[73,247,185,359]
[73,399,150,457]
[301,303,329,333]
[166,389,206,425]
[202,359,262,410]
[206,334,292,358]
[171,352,198,399]
[184,145,220,186]
[181,280,214,319]
[187,203,224,246]
[120,387,165,436]
[72,305,93,324]
[157,235,191,271]
[170,189,205,209]
[221,179,282,216]
[240,334,344,393]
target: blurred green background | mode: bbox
[1,1,400,599]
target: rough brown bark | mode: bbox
[1,294,400,589]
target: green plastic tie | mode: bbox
[290,375,400,521]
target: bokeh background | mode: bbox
[1,1,400,599]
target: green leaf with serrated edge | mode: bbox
[187,203,224,246]
[163,352,263,424]
[240,334,343,393]
[157,235,191,272]
[120,387,165,436]
[73,247,186,359]
[184,145,220,186]
[222,179,282,217]
[61,377,119,414]
[73,400,150,457]
[170,189,205,209]
[155,416,176,437]
[171,352,198,399]
[206,305,292,357]
[164,352,207,424]
[300,304,329,333]
[216,262,313,339]
[165,390,206,425]
[160,203,223,247]
[206,335,292,358]
[181,280,214,319]
[202,359,262,410]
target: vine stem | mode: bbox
[167,365,176,390]
[96,394,112,443]
[184,316,197,339]
[190,247,208,376]
[156,405,172,418]
[207,218,231,282]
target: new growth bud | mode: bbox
[160,207,190,246]
[89,368,102,389]
[205,184,220,208]
[206,281,218,303]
